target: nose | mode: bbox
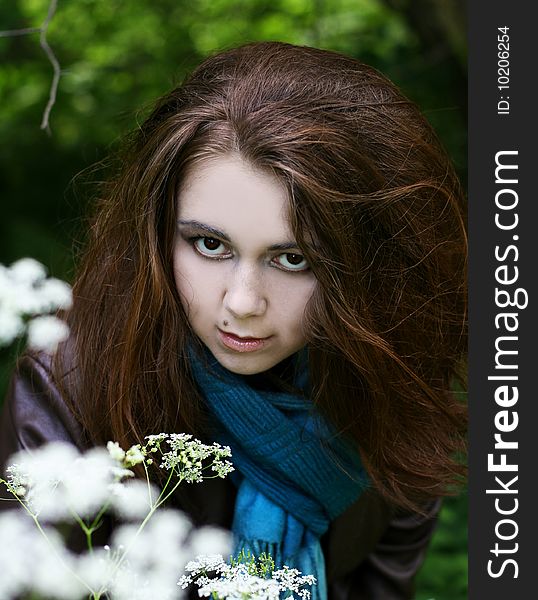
[223,265,267,319]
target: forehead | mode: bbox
[177,154,294,243]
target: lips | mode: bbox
[223,331,265,341]
[217,328,271,353]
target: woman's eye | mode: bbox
[193,237,230,258]
[273,252,309,272]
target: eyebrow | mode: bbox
[177,219,303,252]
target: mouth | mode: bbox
[217,328,272,353]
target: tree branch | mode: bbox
[0,0,60,134]
[39,0,60,134]
[0,27,42,37]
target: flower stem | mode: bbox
[31,511,97,596]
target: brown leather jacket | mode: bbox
[0,354,440,599]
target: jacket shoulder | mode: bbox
[0,352,85,476]
[326,490,441,599]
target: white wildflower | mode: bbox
[35,277,73,311]
[179,572,211,589]
[76,547,115,592]
[6,443,130,520]
[197,565,281,599]
[113,567,184,600]
[188,526,232,560]
[182,553,317,600]
[111,511,190,566]
[109,479,159,520]
[111,466,135,480]
[6,442,80,519]
[27,315,70,353]
[8,258,47,284]
[5,463,29,496]
[144,433,234,484]
[211,455,234,478]
[144,433,168,445]
[111,567,178,600]
[273,566,317,598]
[0,258,72,349]
[1,434,235,600]
[0,510,85,600]
[124,444,145,467]
[184,554,228,575]
[58,447,134,518]
[109,509,193,600]
[107,441,126,462]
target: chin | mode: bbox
[210,349,279,376]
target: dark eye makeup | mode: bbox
[177,224,310,272]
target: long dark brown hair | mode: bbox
[54,42,467,511]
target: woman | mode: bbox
[0,42,467,598]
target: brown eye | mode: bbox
[193,237,230,258]
[273,252,309,272]
[285,253,304,265]
[203,238,220,250]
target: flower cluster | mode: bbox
[138,433,234,483]
[0,258,72,352]
[180,552,317,600]
[272,567,317,599]
[0,511,81,600]
[5,442,142,520]
[0,437,233,599]
[0,506,230,600]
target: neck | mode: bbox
[240,353,304,394]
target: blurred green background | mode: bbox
[0,1,467,598]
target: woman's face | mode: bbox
[173,154,317,375]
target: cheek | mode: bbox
[273,278,316,335]
[173,253,194,307]
[173,245,206,312]
[173,246,225,323]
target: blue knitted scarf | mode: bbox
[189,347,368,599]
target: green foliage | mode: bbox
[416,493,468,600]
[0,0,465,152]
[230,549,276,579]
[1,2,467,597]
